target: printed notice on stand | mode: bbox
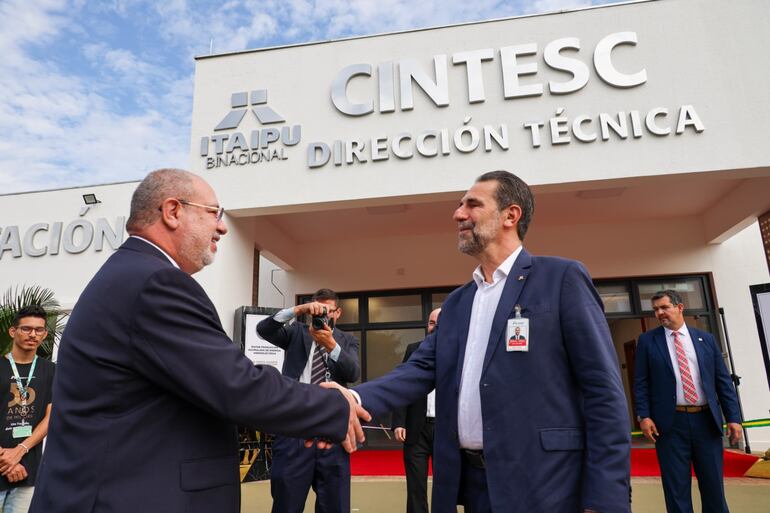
[244,314,285,371]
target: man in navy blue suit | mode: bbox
[29,169,368,513]
[326,170,631,513]
[634,290,742,513]
[257,289,360,513]
[392,307,441,513]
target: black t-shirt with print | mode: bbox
[0,357,55,490]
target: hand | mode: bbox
[4,463,27,482]
[726,422,743,445]
[394,427,406,443]
[294,301,330,317]
[640,417,659,443]
[319,382,371,453]
[309,324,337,352]
[0,446,25,473]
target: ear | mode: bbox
[502,204,522,228]
[159,198,183,229]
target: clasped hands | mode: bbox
[0,447,28,482]
[304,382,370,454]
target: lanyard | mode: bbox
[7,354,38,407]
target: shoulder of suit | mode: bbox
[530,254,585,270]
[335,328,358,341]
[639,325,664,340]
[443,281,475,305]
[687,326,712,341]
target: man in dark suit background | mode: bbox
[392,307,441,513]
[327,170,631,513]
[257,289,360,513]
[30,169,368,513]
[634,289,742,513]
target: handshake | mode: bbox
[308,383,371,453]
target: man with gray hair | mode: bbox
[30,168,369,513]
[328,170,631,513]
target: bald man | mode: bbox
[30,169,368,513]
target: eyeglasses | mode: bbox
[177,199,225,222]
[16,326,47,336]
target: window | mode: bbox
[298,286,455,448]
[596,283,632,314]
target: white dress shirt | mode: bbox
[457,246,523,449]
[664,324,707,406]
[426,390,436,418]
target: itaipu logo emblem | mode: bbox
[200,89,301,169]
[214,90,285,130]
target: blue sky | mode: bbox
[0,0,626,194]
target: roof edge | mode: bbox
[194,0,652,61]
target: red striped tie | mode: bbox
[673,331,699,405]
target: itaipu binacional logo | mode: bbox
[199,89,301,169]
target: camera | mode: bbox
[311,307,329,329]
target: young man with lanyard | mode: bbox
[0,306,55,512]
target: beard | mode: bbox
[180,229,216,272]
[457,215,500,255]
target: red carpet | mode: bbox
[350,449,758,477]
[630,448,758,477]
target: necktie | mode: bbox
[310,346,328,385]
[673,331,699,405]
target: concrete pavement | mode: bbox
[241,476,769,512]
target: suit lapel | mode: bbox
[303,326,314,360]
[481,250,532,377]
[653,327,675,377]
[689,327,709,379]
[454,284,477,388]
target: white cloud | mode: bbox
[0,0,622,194]
[0,1,190,194]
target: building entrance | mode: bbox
[300,274,721,449]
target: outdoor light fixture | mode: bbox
[82,193,101,205]
[79,193,101,216]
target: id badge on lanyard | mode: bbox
[8,353,37,438]
[506,304,530,352]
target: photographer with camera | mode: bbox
[257,289,360,513]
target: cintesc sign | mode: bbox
[198,31,705,171]
[0,216,125,260]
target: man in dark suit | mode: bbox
[29,169,368,513]
[634,289,742,513]
[327,170,631,513]
[392,307,441,513]
[257,289,360,513]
